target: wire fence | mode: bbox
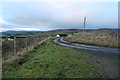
[2,36,49,60]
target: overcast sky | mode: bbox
[0,1,118,31]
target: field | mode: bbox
[2,29,119,78]
[2,37,46,60]
[0,38,6,40]
[3,38,105,78]
[64,31,119,48]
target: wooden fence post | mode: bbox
[6,36,8,41]
[14,37,16,55]
[34,36,36,45]
[36,36,38,44]
[26,36,28,51]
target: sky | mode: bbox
[0,0,118,31]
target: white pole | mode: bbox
[83,17,86,32]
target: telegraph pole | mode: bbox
[83,17,86,32]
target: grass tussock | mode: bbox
[3,38,102,78]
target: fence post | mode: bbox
[33,36,36,45]
[14,37,16,56]
[26,36,28,51]
[6,36,8,41]
[36,36,38,44]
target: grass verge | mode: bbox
[3,38,103,78]
[64,32,119,48]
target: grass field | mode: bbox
[0,38,6,40]
[3,38,103,78]
[65,32,119,48]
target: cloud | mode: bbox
[0,0,118,2]
[0,2,118,31]
[0,27,41,32]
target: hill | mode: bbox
[1,28,118,37]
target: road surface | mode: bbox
[53,38,119,60]
[53,38,119,78]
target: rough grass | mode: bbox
[2,37,45,60]
[3,38,101,78]
[0,38,6,40]
[65,32,119,48]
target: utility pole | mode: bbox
[83,17,86,32]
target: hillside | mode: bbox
[1,28,118,37]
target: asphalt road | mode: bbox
[53,38,119,60]
[53,38,119,78]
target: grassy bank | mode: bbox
[65,32,119,48]
[3,38,102,78]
